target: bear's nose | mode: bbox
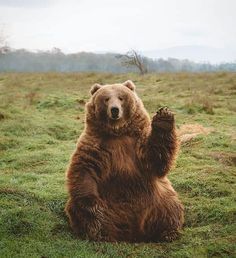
[111,107,119,119]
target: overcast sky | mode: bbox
[0,0,236,56]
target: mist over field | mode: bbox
[0,48,236,73]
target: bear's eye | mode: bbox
[118,96,123,101]
[105,97,110,102]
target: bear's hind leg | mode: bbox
[140,202,184,242]
[65,198,119,242]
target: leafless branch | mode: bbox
[0,24,10,54]
[116,50,148,75]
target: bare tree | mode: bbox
[116,49,148,75]
[0,25,10,54]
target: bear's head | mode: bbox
[86,80,149,136]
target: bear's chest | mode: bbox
[103,136,138,175]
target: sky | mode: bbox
[0,0,236,62]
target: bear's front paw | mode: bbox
[152,107,175,130]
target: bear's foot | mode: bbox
[152,107,175,130]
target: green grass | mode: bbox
[0,72,235,258]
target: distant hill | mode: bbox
[143,45,236,64]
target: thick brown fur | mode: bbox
[65,81,184,242]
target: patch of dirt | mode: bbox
[178,123,214,144]
[231,132,236,141]
[210,152,236,166]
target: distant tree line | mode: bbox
[0,48,236,73]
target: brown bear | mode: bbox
[65,80,184,242]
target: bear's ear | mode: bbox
[123,80,136,91]
[90,83,102,95]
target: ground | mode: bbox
[0,72,235,258]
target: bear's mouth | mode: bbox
[110,115,120,120]
[109,116,121,122]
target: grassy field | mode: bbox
[0,72,235,258]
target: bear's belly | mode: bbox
[99,136,152,204]
[99,174,151,203]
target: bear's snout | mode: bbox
[110,106,120,119]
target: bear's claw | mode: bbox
[156,107,174,120]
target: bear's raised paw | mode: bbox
[152,107,175,130]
